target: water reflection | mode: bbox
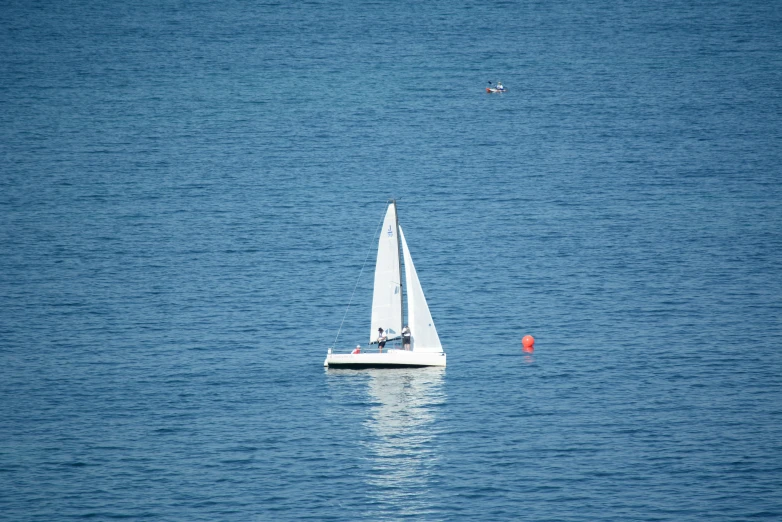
[365,368,445,514]
[327,367,445,516]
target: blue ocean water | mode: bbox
[2,0,781,519]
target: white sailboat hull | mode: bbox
[324,349,446,368]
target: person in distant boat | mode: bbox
[401,325,411,350]
[496,81,505,91]
[377,328,387,353]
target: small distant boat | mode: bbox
[486,80,506,93]
[324,200,446,369]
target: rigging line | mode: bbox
[331,205,387,350]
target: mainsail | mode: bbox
[399,226,442,353]
[369,203,402,343]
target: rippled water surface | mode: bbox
[2,0,781,520]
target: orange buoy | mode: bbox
[522,335,535,352]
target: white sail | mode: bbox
[399,226,442,353]
[370,203,402,343]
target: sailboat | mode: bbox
[324,200,446,368]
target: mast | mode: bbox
[392,199,405,329]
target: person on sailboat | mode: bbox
[377,328,387,353]
[402,325,411,350]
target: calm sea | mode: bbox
[2,0,781,520]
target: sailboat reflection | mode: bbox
[362,367,445,511]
